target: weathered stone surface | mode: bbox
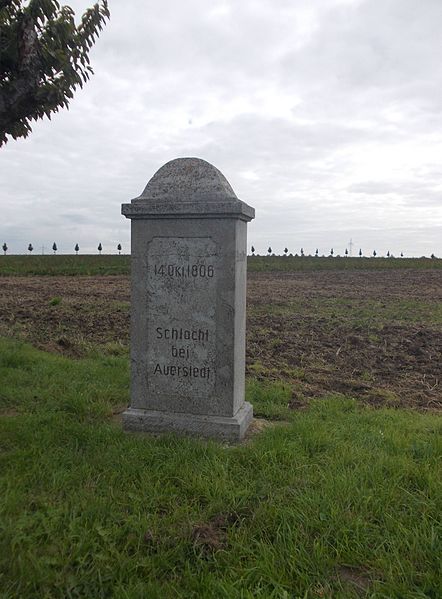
[138,157,238,202]
[121,158,254,221]
[122,157,255,441]
[146,236,217,404]
[123,402,253,443]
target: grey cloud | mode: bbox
[348,181,442,207]
[1,0,441,256]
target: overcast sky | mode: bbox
[1,0,441,256]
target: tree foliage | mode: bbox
[0,0,109,146]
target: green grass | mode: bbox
[0,255,130,276]
[250,297,442,326]
[1,338,441,598]
[246,379,293,420]
[1,254,441,276]
[0,338,129,418]
[249,256,442,272]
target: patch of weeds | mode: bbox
[97,341,128,357]
[368,332,380,343]
[283,366,306,380]
[49,296,62,306]
[53,333,93,357]
[250,325,273,337]
[368,387,401,406]
[111,300,130,312]
[247,360,290,384]
[360,370,375,382]
[247,361,271,377]
[269,336,284,349]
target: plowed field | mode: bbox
[1,269,441,410]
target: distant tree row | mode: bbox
[1,242,438,259]
[2,243,123,255]
[248,246,426,258]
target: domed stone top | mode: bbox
[138,157,238,202]
[122,157,254,221]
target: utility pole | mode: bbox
[349,238,354,257]
[41,245,46,255]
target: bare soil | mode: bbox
[247,270,442,410]
[0,270,441,410]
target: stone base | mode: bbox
[122,402,253,442]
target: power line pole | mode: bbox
[349,238,354,257]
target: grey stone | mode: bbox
[137,156,238,202]
[122,157,255,442]
[122,402,253,443]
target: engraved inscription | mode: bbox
[153,263,215,278]
[147,237,217,399]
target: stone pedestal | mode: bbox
[122,157,255,442]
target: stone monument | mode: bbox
[121,157,255,441]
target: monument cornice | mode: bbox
[122,198,255,221]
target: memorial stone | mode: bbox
[121,157,255,441]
